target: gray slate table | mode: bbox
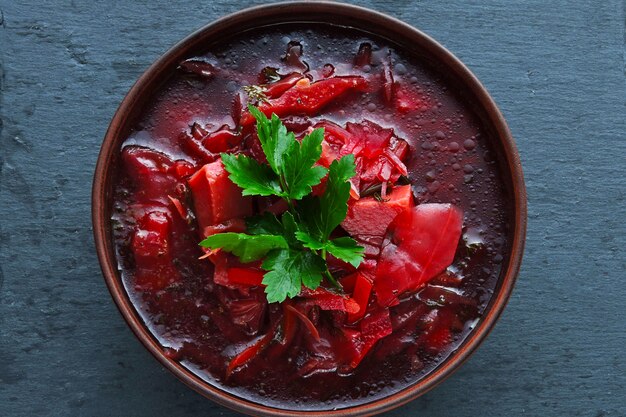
[1,1,624,416]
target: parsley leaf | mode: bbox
[297,155,357,240]
[295,232,364,268]
[199,233,288,263]
[247,106,327,200]
[248,105,294,175]
[281,128,327,200]
[325,237,365,268]
[247,211,300,247]
[318,155,357,239]
[280,211,300,247]
[221,153,283,197]
[295,195,322,237]
[246,212,284,235]
[294,154,364,271]
[294,230,325,250]
[261,249,325,303]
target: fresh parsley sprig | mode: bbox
[199,105,364,303]
[221,106,327,203]
[295,156,362,267]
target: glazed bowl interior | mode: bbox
[93,2,526,416]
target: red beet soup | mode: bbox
[110,24,512,410]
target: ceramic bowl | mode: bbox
[93,2,527,416]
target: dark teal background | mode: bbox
[1,1,624,415]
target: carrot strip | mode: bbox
[226,322,278,377]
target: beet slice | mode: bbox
[180,126,216,164]
[282,41,309,72]
[188,160,253,231]
[341,307,392,368]
[227,292,267,336]
[353,42,373,68]
[374,204,463,307]
[132,210,180,291]
[201,127,242,154]
[314,119,409,193]
[122,146,181,203]
[299,287,360,314]
[345,120,394,159]
[341,185,414,246]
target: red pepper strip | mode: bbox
[264,72,304,98]
[226,321,278,377]
[285,305,320,341]
[339,273,358,293]
[347,273,373,324]
[240,76,367,126]
[226,267,265,287]
[211,254,265,289]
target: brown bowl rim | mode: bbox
[92,2,527,416]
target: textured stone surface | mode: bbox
[0,0,624,416]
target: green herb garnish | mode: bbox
[242,85,269,104]
[261,66,282,83]
[200,105,364,303]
